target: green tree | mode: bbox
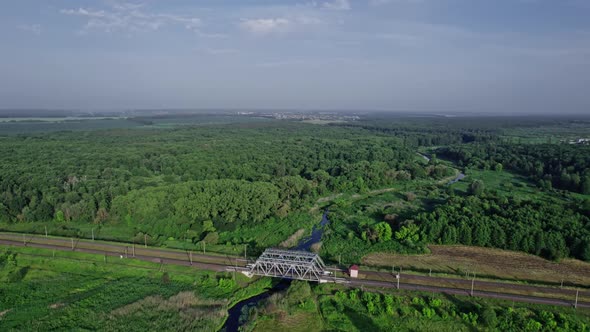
[480,306,498,328]
[54,210,65,223]
[442,225,458,244]
[458,223,473,245]
[582,177,590,195]
[395,224,421,246]
[373,222,393,242]
[203,232,219,245]
[203,220,216,233]
[469,180,485,196]
[545,232,567,260]
[580,238,590,262]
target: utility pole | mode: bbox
[92,228,94,241]
[203,242,206,254]
[470,273,476,296]
[45,226,48,238]
[52,250,55,258]
[189,251,193,265]
[132,244,135,257]
[396,273,400,290]
[429,268,432,277]
[338,254,341,266]
[144,234,147,248]
[244,244,248,260]
[575,289,579,309]
[71,238,74,250]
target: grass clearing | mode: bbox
[254,311,323,332]
[279,229,306,248]
[450,169,553,201]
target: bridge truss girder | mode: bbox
[248,248,327,282]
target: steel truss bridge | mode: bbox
[243,248,329,282]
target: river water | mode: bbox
[447,173,466,185]
[417,152,465,185]
[220,210,330,332]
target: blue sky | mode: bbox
[1,0,589,112]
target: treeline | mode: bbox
[419,195,590,261]
[319,287,588,331]
[331,123,498,147]
[0,123,428,229]
[438,144,590,193]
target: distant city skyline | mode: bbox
[1,0,589,113]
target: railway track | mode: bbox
[1,233,589,309]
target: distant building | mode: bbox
[568,138,590,145]
[349,265,359,278]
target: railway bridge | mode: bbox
[241,248,338,282]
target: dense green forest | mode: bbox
[0,121,429,247]
[419,195,590,261]
[1,114,590,263]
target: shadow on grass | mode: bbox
[440,293,480,332]
[343,307,381,332]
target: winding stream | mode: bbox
[220,211,330,332]
[417,152,465,185]
[447,173,466,185]
[221,158,465,331]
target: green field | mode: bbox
[0,246,272,331]
[451,169,555,201]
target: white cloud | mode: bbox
[322,0,351,10]
[17,24,41,35]
[60,3,203,34]
[238,14,322,35]
[240,18,290,34]
[369,0,424,5]
[60,8,107,18]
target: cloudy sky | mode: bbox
[1,0,589,112]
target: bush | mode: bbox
[480,306,498,328]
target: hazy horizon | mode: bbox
[1,1,589,113]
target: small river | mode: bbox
[417,152,465,185]
[447,173,466,185]
[221,161,465,331]
[220,210,330,332]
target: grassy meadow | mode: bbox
[0,246,272,331]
